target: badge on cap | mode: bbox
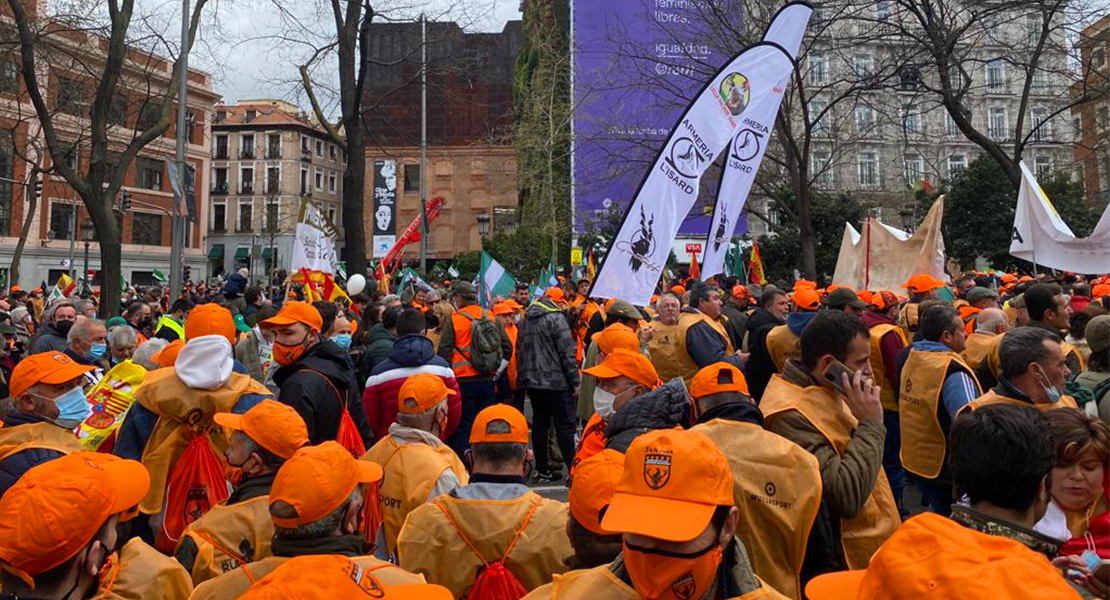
[643,448,672,490]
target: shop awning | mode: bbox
[262,247,275,259]
[234,247,250,260]
[208,245,224,259]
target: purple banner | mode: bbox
[573,0,747,237]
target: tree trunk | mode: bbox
[9,168,38,288]
[85,190,122,317]
[797,186,817,280]
[343,130,367,278]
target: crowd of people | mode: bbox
[0,265,1106,599]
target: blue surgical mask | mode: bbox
[43,386,90,429]
[87,342,107,361]
[331,334,352,350]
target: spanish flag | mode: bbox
[586,248,597,281]
[748,241,767,285]
[293,269,350,304]
[47,273,77,303]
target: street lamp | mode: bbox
[476,212,491,240]
[81,221,94,295]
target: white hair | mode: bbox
[67,317,105,344]
[108,325,139,349]
[133,338,168,369]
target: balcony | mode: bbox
[212,222,226,233]
[237,224,254,233]
[266,147,282,159]
[211,182,229,195]
[239,148,256,159]
[240,183,254,194]
[301,148,312,162]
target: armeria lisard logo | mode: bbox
[712,213,730,253]
[643,448,673,490]
[615,205,657,273]
[665,137,705,179]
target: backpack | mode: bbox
[435,497,540,600]
[301,368,367,457]
[459,310,504,375]
[155,433,230,553]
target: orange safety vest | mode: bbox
[505,323,519,390]
[760,375,900,570]
[898,350,981,480]
[449,304,489,379]
[647,323,684,383]
[899,302,920,339]
[962,332,1001,372]
[0,421,84,463]
[765,325,801,372]
[188,555,423,600]
[675,311,734,385]
[1063,341,1088,372]
[525,562,791,599]
[176,495,273,586]
[96,538,193,600]
[958,389,1079,415]
[692,419,822,599]
[869,323,908,412]
[571,412,607,474]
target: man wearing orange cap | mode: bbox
[673,283,741,386]
[191,442,423,599]
[579,321,643,422]
[398,405,572,598]
[689,362,822,599]
[174,400,309,585]
[238,555,452,599]
[765,287,820,372]
[575,346,660,471]
[492,300,523,408]
[0,351,94,496]
[900,273,944,337]
[721,284,752,351]
[262,300,373,447]
[112,303,274,552]
[524,429,790,599]
[0,452,193,600]
[760,311,899,574]
[362,373,469,562]
[565,449,625,571]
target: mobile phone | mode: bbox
[1094,560,1109,582]
[821,359,857,396]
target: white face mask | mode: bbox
[593,388,616,419]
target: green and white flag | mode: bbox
[479,251,516,308]
[398,268,432,293]
[447,264,459,278]
[152,269,167,283]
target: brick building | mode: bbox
[1072,15,1110,209]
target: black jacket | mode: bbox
[517,298,579,391]
[273,340,374,446]
[29,324,69,355]
[693,399,763,427]
[604,379,691,452]
[743,307,785,403]
[682,308,744,371]
[0,413,67,498]
[721,304,748,351]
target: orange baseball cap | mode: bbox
[583,348,659,389]
[730,285,750,300]
[1019,275,1035,283]
[793,279,817,292]
[793,288,821,311]
[671,285,687,296]
[214,400,309,460]
[0,453,149,584]
[602,429,733,542]
[153,339,185,368]
[8,285,20,292]
[397,373,456,413]
[806,513,1083,600]
[1093,283,1110,298]
[903,274,945,293]
[595,323,639,355]
[689,362,748,399]
[569,449,624,535]
[545,287,566,303]
[239,555,453,600]
[184,303,236,345]
[8,351,94,398]
[470,404,529,444]
[870,290,900,311]
[262,301,323,332]
[491,301,514,316]
[1000,273,1016,284]
[269,442,383,529]
[857,289,874,304]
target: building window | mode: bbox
[240,134,255,159]
[136,157,163,191]
[49,201,75,240]
[238,201,253,232]
[266,134,282,159]
[901,104,921,136]
[858,151,879,187]
[853,53,874,81]
[328,171,337,192]
[132,213,162,245]
[1031,108,1051,142]
[214,135,229,160]
[107,95,128,126]
[1093,48,1106,69]
[1097,106,1109,130]
[136,102,160,131]
[329,144,337,161]
[903,153,925,184]
[986,59,1006,93]
[265,165,280,194]
[300,168,310,195]
[0,131,13,234]
[327,206,337,227]
[0,62,17,94]
[876,0,891,20]
[988,106,1008,140]
[1031,68,1049,92]
[301,135,311,155]
[404,164,420,192]
[1074,117,1082,141]
[808,54,828,86]
[855,105,875,134]
[1034,156,1052,180]
[56,77,87,115]
[265,202,279,232]
[898,66,920,91]
[1024,13,1040,43]
[314,169,324,190]
[944,112,960,137]
[212,203,226,232]
[812,149,834,186]
[810,99,829,136]
[315,140,324,157]
[240,167,254,194]
[213,167,228,193]
[948,153,967,175]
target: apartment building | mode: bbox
[207,100,345,279]
[1072,15,1110,209]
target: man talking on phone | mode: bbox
[760,311,899,578]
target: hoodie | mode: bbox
[787,310,819,338]
[744,307,787,402]
[516,298,579,391]
[175,335,234,390]
[273,339,374,446]
[362,334,461,442]
[359,324,397,383]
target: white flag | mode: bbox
[701,5,811,279]
[1010,161,1110,274]
[591,44,795,304]
[290,198,340,275]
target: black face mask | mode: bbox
[55,320,74,336]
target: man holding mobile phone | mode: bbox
[760,311,899,577]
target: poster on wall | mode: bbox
[573,0,747,238]
[372,159,397,258]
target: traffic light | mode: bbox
[32,175,41,201]
[120,190,131,212]
[183,265,191,282]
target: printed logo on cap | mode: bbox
[672,572,697,600]
[643,447,673,490]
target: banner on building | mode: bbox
[291,197,340,276]
[1010,161,1110,274]
[590,43,795,305]
[833,198,948,291]
[700,3,812,279]
[372,159,398,258]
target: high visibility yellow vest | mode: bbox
[898,350,981,480]
[760,376,900,571]
[0,421,84,463]
[155,315,185,340]
[899,303,920,339]
[868,323,908,412]
[521,564,790,600]
[958,389,1079,415]
[675,312,734,384]
[692,419,822,600]
[646,323,684,383]
[134,367,273,514]
[188,555,423,600]
[1063,341,1088,372]
[765,325,801,372]
[962,332,1000,372]
[397,491,572,599]
[176,496,274,586]
[362,436,469,559]
[95,538,193,600]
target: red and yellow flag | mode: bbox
[749,241,767,285]
[293,269,350,303]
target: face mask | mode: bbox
[1036,366,1062,403]
[87,342,107,361]
[224,454,247,487]
[273,339,308,366]
[594,388,616,419]
[622,540,723,600]
[43,386,91,429]
[330,333,352,350]
[55,320,74,336]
